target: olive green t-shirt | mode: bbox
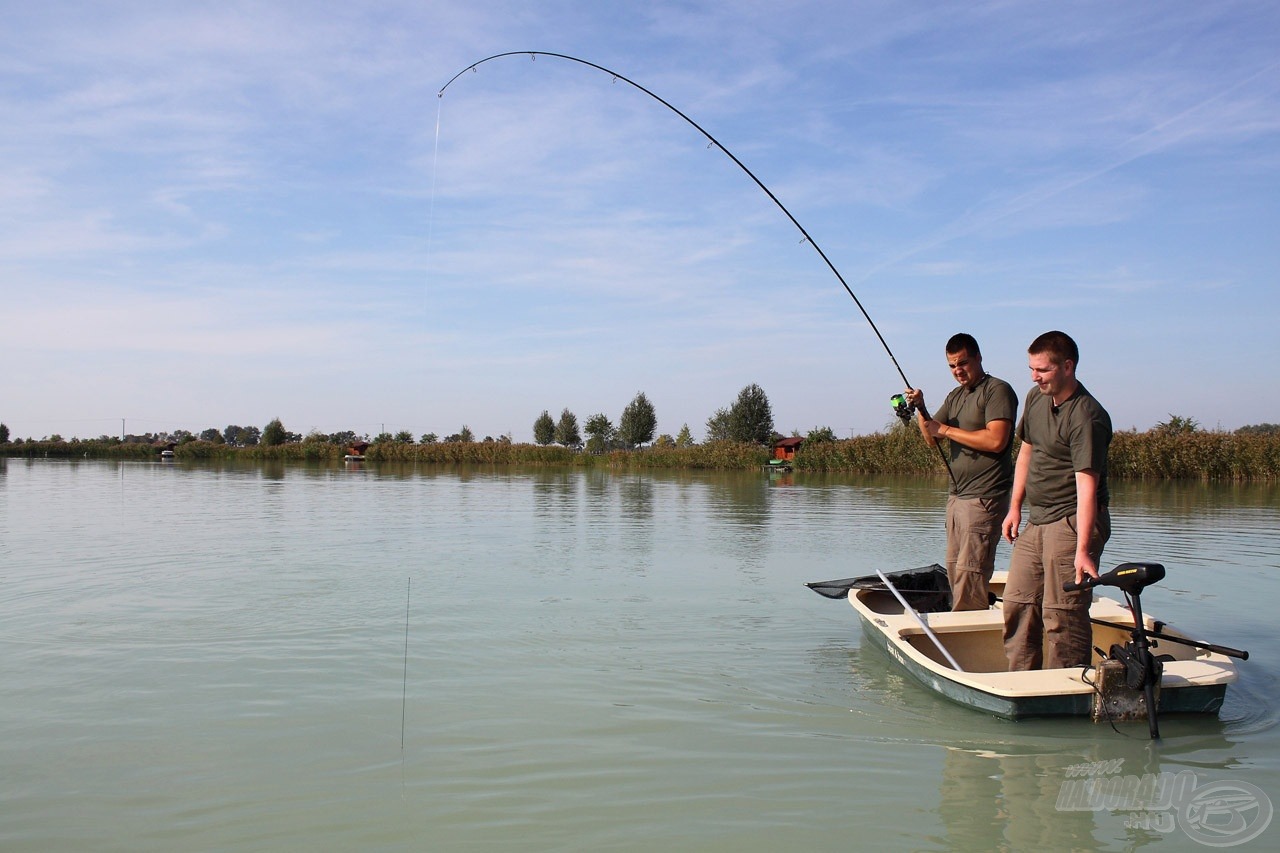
[933,373,1018,500]
[1015,383,1112,525]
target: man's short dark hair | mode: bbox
[946,333,981,358]
[1029,330,1079,366]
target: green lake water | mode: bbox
[2,458,1277,851]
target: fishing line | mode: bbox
[437,51,912,387]
[401,576,410,752]
[438,51,955,483]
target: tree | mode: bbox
[199,427,225,444]
[394,430,415,443]
[223,425,243,446]
[0,422,9,443]
[421,432,438,444]
[1154,414,1199,436]
[618,392,657,448]
[533,410,555,445]
[727,383,774,444]
[806,426,837,443]
[675,423,694,447]
[262,418,288,447]
[584,413,615,453]
[705,407,731,442]
[1237,423,1280,435]
[554,408,581,447]
[240,425,261,446]
[458,425,474,443]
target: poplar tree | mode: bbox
[618,392,657,448]
[554,408,581,447]
[727,384,774,444]
[533,410,555,445]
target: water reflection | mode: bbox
[936,725,1262,852]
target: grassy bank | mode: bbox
[6,427,1279,479]
[0,436,770,470]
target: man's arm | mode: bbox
[1073,469,1101,583]
[1002,440,1031,543]
[934,418,1012,453]
[904,388,938,448]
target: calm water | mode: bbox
[2,458,1277,851]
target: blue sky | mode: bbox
[3,1,1277,442]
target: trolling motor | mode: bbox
[1065,562,1166,739]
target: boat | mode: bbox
[807,563,1244,730]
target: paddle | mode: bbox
[875,569,966,672]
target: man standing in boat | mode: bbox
[905,333,1018,611]
[1001,330,1112,671]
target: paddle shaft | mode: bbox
[875,570,965,672]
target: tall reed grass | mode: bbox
[5,429,1278,479]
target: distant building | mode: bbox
[773,436,804,461]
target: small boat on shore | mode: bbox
[808,563,1244,729]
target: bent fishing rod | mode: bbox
[439,51,955,481]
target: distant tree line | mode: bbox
[5,409,1280,480]
[530,385,782,453]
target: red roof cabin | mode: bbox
[773,436,804,461]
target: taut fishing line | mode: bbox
[437,51,954,482]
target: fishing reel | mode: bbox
[890,393,916,424]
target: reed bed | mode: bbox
[1109,430,1280,480]
[5,430,1278,479]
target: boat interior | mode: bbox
[857,586,1215,674]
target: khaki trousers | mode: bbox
[1002,509,1110,671]
[945,494,1007,611]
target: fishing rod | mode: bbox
[439,51,955,482]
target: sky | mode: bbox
[2,1,1278,443]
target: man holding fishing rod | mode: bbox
[1000,331,1112,671]
[905,333,1018,611]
